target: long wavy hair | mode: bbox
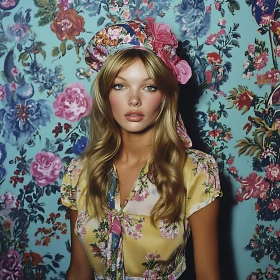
[82,49,186,224]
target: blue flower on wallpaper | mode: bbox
[80,0,102,17]
[4,9,32,43]
[195,111,207,128]
[0,83,52,145]
[73,136,88,155]
[130,0,171,18]
[174,0,210,39]
[0,142,7,182]
[32,66,65,97]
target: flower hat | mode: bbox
[85,18,192,148]
[85,18,192,84]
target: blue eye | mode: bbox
[112,84,125,90]
[144,86,157,92]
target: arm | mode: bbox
[188,199,220,280]
[66,209,94,280]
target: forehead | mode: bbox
[116,59,151,79]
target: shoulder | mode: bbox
[183,149,218,176]
[64,157,84,176]
[183,149,222,217]
[60,157,88,210]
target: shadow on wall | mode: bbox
[177,56,237,280]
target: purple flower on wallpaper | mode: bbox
[0,0,19,10]
[0,249,23,279]
[0,84,52,145]
[73,136,88,155]
[58,0,72,10]
[174,0,211,39]
[5,23,29,42]
[0,191,18,210]
[30,151,63,187]
[53,83,93,122]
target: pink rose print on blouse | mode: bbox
[30,151,63,187]
[158,220,179,239]
[53,83,93,122]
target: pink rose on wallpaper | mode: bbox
[266,163,280,182]
[206,33,218,45]
[236,172,270,202]
[53,83,93,122]
[268,198,280,212]
[30,151,63,187]
[0,85,6,100]
[254,51,268,71]
[248,44,255,55]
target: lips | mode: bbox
[124,111,144,122]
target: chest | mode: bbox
[115,162,148,208]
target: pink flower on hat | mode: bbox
[146,17,178,52]
[146,17,192,84]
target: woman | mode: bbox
[61,19,222,280]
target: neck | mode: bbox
[118,128,154,164]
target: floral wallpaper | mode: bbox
[0,0,279,279]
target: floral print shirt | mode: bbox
[60,149,222,280]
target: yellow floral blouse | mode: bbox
[61,149,222,280]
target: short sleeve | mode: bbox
[184,149,222,218]
[60,158,83,210]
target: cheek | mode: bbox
[109,93,122,112]
[148,95,163,112]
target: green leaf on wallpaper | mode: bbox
[34,0,57,26]
[228,0,240,14]
[231,32,241,39]
[38,16,53,26]
[235,137,262,157]
[220,8,225,17]
[224,51,232,58]
[67,44,73,50]
[233,23,239,31]
[39,49,46,60]
[60,40,67,56]
[0,44,7,51]
[18,52,29,66]
[257,27,268,35]
[0,11,11,20]
[52,46,60,57]
[97,16,106,26]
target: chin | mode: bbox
[121,123,155,134]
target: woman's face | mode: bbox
[109,59,163,134]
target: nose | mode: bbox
[128,92,141,107]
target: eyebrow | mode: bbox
[115,76,153,81]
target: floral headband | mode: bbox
[85,18,192,84]
[85,18,192,148]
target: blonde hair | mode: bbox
[82,49,186,224]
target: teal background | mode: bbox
[0,0,279,279]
